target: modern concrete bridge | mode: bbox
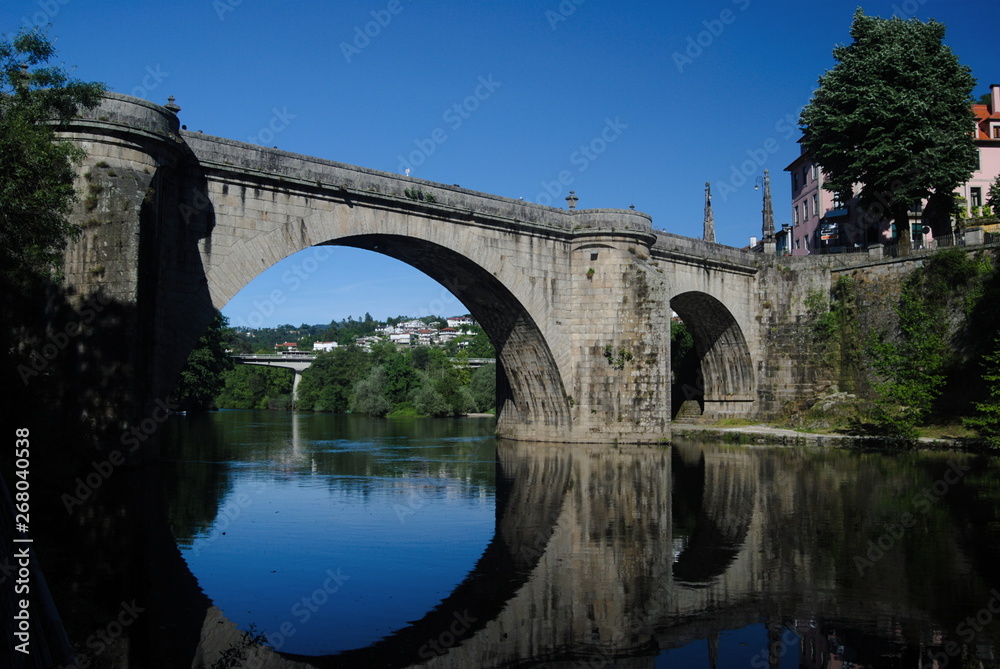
[230,354,496,404]
[54,93,841,453]
[232,354,315,403]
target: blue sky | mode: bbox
[6,0,998,327]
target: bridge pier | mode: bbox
[292,369,303,406]
[233,355,313,408]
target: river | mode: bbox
[31,409,1000,668]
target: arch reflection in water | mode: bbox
[163,416,1000,668]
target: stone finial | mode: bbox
[565,190,579,211]
[164,96,181,113]
[703,182,716,243]
[762,169,775,241]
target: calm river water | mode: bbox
[150,410,1000,668]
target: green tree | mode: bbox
[215,365,292,409]
[965,336,1000,448]
[799,10,977,248]
[469,363,496,413]
[296,345,369,412]
[865,250,975,436]
[411,346,431,371]
[351,366,392,417]
[987,173,1000,212]
[171,312,235,412]
[464,327,496,358]
[670,320,698,385]
[0,27,106,281]
[867,290,945,437]
[383,351,421,404]
[413,384,451,417]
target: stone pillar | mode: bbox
[564,210,672,443]
[57,93,186,460]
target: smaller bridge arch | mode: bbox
[670,291,754,419]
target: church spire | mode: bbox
[703,182,715,243]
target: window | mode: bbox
[802,201,808,220]
[793,204,799,225]
[792,174,798,191]
[795,239,801,249]
[813,193,820,217]
[803,166,809,184]
[972,187,983,207]
[993,125,1000,139]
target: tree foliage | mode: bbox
[295,345,370,412]
[171,312,236,412]
[868,284,946,437]
[965,336,1000,447]
[988,174,1000,213]
[469,363,496,413]
[670,320,698,385]
[799,10,977,245]
[865,249,981,436]
[0,27,105,280]
[351,366,392,417]
[216,365,293,409]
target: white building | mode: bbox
[389,333,413,346]
[354,336,384,351]
[447,316,475,329]
[398,319,429,332]
[313,341,338,352]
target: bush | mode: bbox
[413,385,450,417]
[351,367,392,417]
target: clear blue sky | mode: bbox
[6,0,997,327]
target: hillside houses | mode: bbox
[355,317,479,351]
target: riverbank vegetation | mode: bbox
[805,248,1000,445]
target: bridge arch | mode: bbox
[212,232,570,436]
[669,291,754,418]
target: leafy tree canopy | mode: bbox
[171,312,236,412]
[0,26,105,278]
[799,9,977,244]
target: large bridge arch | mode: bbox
[214,234,571,436]
[670,291,754,419]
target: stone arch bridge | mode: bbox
[54,94,822,453]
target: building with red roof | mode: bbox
[784,84,1000,255]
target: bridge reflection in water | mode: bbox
[156,438,997,668]
[43,424,1000,669]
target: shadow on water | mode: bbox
[17,413,1000,668]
